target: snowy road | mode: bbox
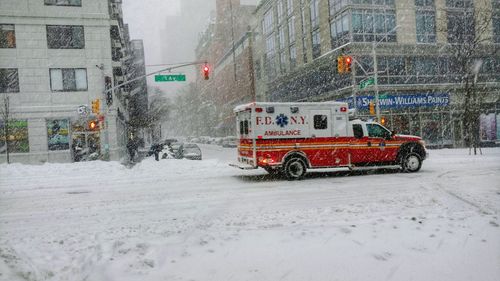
[1,146,499,281]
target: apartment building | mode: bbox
[195,0,257,136]
[0,0,135,163]
[253,0,500,147]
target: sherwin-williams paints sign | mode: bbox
[341,93,450,109]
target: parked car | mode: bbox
[182,143,202,160]
[163,138,178,146]
[213,137,223,146]
[222,136,238,148]
[169,142,184,159]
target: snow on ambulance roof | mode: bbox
[234,101,349,112]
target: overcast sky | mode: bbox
[122,0,259,95]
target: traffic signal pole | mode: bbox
[103,60,207,96]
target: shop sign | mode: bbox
[341,93,450,109]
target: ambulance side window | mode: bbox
[313,115,328,130]
[243,120,249,135]
[353,124,364,138]
[239,121,244,135]
[367,124,390,138]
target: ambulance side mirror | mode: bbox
[388,130,396,140]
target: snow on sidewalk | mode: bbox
[0,148,499,281]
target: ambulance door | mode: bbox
[308,110,334,167]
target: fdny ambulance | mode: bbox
[231,102,427,180]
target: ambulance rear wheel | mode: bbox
[284,158,307,180]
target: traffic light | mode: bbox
[88,120,99,131]
[337,56,345,74]
[203,64,210,80]
[369,101,375,115]
[91,99,100,114]
[344,56,352,73]
[380,117,387,126]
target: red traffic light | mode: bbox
[203,64,210,80]
[88,120,99,131]
[344,56,352,73]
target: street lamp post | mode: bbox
[373,41,380,121]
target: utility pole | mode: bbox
[1,94,10,164]
[373,41,380,121]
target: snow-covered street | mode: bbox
[1,146,499,281]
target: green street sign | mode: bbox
[359,77,375,89]
[155,74,186,82]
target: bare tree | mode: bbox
[439,3,496,154]
[0,94,10,163]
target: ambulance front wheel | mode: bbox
[284,158,307,180]
[401,153,422,173]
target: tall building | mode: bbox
[195,0,258,136]
[0,0,138,163]
[253,0,500,147]
[126,39,148,135]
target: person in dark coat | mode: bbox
[152,143,163,161]
[127,137,137,162]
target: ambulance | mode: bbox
[231,102,427,180]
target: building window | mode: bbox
[263,8,274,35]
[290,44,297,69]
[279,51,287,72]
[0,120,29,153]
[0,69,19,93]
[312,29,321,59]
[112,47,122,62]
[265,34,277,79]
[288,16,296,44]
[310,0,320,29]
[415,0,434,7]
[445,0,473,8]
[44,0,82,6]
[0,24,16,48]
[50,68,88,91]
[47,119,70,151]
[416,11,436,43]
[352,0,394,4]
[266,35,276,58]
[330,11,350,48]
[47,25,84,49]
[287,0,294,16]
[352,9,397,42]
[447,10,474,43]
[278,26,286,50]
[329,0,350,17]
[277,0,285,23]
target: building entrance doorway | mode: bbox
[71,120,101,162]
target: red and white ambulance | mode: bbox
[231,102,427,180]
